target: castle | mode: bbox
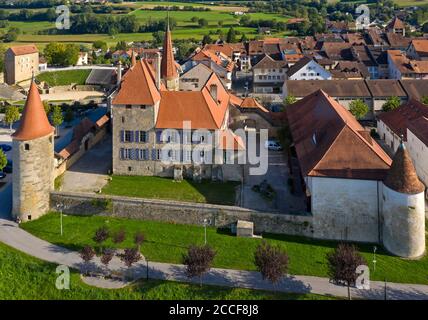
[11,29,426,259]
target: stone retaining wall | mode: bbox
[50,191,314,236]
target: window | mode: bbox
[140,105,147,109]
[126,105,132,109]
[121,116,125,124]
[24,143,30,151]
[139,131,147,143]
[124,130,133,142]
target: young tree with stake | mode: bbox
[254,241,289,285]
[183,245,216,287]
[326,243,366,300]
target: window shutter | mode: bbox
[130,131,134,143]
[135,148,140,160]
[120,130,124,142]
[120,148,124,159]
[151,148,156,160]
[156,131,162,143]
[135,131,139,143]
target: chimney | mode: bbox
[117,61,122,86]
[210,84,218,102]
[155,52,161,90]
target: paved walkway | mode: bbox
[0,217,427,300]
[61,135,112,193]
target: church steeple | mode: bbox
[160,11,179,90]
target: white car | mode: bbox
[264,140,283,151]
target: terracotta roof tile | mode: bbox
[12,81,54,141]
[240,97,269,112]
[112,60,160,105]
[377,98,428,140]
[407,116,428,147]
[384,142,425,194]
[286,90,391,180]
[9,44,38,56]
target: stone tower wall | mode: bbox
[382,184,426,258]
[12,133,54,221]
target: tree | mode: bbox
[183,245,216,287]
[254,241,289,284]
[42,101,51,115]
[226,27,237,43]
[191,16,198,23]
[3,27,20,42]
[50,105,63,137]
[0,150,7,173]
[202,34,213,45]
[44,43,79,66]
[240,33,248,42]
[120,247,141,280]
[134,231,145,251]
[93,226,109,248]
[4,106,20,131]
[64,107,74,127]
[79,246,95,275]
[115,41,127,51]
[217,20,223,28]
[326,243,366,300]
[349,99,369,119]
[0,45,5,73]
[100,248,115,275]
[93,41,107,51]
[198,18,208,28]
[112,228,126,244]
[382,96,400,112]
[284,95,297,108]
[421,96,428,105]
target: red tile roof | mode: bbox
[384,142,425,194]
[9,44,38,56]
[286,90,391,180]
[407,116,428,147]
[12,81,54,141]
[112,60,160,105]
[156,73,229,130]
[240,97,269,113]
[377,98,428,140]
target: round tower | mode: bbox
[12,80,54,222]
[382,141,426,258]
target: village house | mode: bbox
[386,16,406,37]
[286,56,332,80]
[4,44,39,85]
[407,39,428,60]
[387,50,428,79]
[283,79,428,118]
[252,54,288,94]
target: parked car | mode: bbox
[0,172,6,180]
[0,144,12,152]
[264,140,283,151]
[3,160,12,173]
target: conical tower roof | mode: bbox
[161,15,178,80]
[12,80,54,141]
[384,141,425,194]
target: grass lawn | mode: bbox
[101,175,239,205]
[0,242,331,300]
[21,213,428,285]
[36,70,91,86]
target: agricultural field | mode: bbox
[0,2,290,49]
